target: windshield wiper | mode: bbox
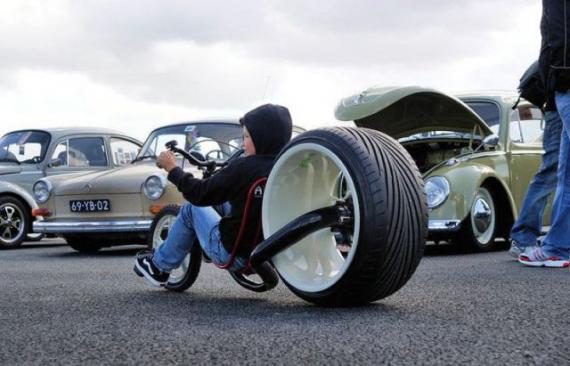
[131,155,156,164]
[0,157,21,165]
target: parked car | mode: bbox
[32,120,305,252]
[335,86,546,251]
[0,128,142,248]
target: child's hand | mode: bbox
[156,151,177,172]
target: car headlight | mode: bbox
[33,180,52,204]
[424,176,450,209]
[143,175,166,200]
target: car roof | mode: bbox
[2,127,140,141]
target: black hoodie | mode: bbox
[167,104,293,256]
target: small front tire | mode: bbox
[148,205,202,292]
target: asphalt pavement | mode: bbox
[1,239,569,365]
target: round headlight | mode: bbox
[424,176,450,209]
[143,175,166,200]
[33,180,52,204]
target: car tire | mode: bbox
[64,236,103,253]
[148,205,202,292]
[0,196,31,249]
[263,127,428,307]
[455,186,497,252]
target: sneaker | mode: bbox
[134,250,170,287]
[508,240,537,259]
[518,247,570,268]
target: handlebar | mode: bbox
[165,140,243,172]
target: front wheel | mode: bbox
[0,197,31,249]
[455,187,497,252]
[148,205,202,292]
[263,128,428,307]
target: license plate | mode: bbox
[70,199,111,213]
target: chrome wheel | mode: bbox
[0,203,25,245]
[470,187,495,245]
[151,213,190,284]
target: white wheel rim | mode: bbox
[470,188,495,245]
[263,142,361,293]
[0,203,25,244]
[152,213,190,283]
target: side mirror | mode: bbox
[482,134,499,148]
[473,134,499,153]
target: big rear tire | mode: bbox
[148,205,202,292]
[263,127,428,307]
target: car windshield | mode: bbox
[0,130,51,164]
[463,101,501,134]
[139,122,243,162]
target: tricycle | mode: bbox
[145,127,427,307]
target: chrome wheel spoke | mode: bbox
[2,226,12,240]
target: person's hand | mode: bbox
[156,151,177,172]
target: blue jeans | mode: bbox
[153,202,247,272]
[542,90,570,257]
[510,110,562,246]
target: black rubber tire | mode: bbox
[148,205,202,292]
[270,127,428,307]
[454,186,498,252]
[0,196,31,249]
[64,236,103,253]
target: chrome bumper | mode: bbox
[33,219,152,234]
[428,220,461,232]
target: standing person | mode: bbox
[133,104,293,286]
[519,0,570,267]
[509,62,562,258]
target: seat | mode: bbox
[214,177,267,272]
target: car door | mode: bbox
[506,105,550,223]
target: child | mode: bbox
[134,104,293,286]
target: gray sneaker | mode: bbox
[508,240,537,259]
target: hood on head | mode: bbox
[240,104,293,155]
[335,86,493,139]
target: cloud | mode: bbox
[0,0,543,139]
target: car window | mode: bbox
[50,137,108,167]
[0,130,51,164]
[463,101,501,134]
[509,106,543,144]
[110,138,140,165]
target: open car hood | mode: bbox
[335,86,493,139]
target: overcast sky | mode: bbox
[0,0,541,142]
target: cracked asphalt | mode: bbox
[1,239,569,365]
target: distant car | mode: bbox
[32,120,306,253]
[0,128,142,248]
[335,86,547,251]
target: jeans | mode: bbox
[542,90,570,257]
[153,202,247,272]
[510,110,562,246]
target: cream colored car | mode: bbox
[32,120,246,252]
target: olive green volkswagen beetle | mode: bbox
[336,86,547,251]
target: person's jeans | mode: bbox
[510,110,562,246]
[153,202,247,272]
[542,90,570,257]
